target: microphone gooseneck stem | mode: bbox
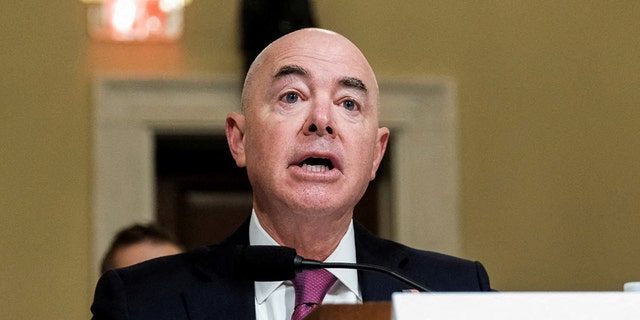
[298,259,431,292]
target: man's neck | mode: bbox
[253,209,352,261]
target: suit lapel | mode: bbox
[183,278,255,320]
[354,222,419,301]
[179,218,416,318]
[182,218,256,320]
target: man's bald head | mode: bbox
[241,28,379,113]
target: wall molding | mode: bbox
[91,76,460,283]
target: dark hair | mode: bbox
[100,223,182,273]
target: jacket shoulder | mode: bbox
[354,222,492,292]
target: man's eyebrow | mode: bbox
[274,65,309,79]
[274,65,368,94]
[339,77,368,94]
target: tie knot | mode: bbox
[292,269,338,306]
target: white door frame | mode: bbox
[91,76,460,283]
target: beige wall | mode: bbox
[1,1,639,319]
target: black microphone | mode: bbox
[234,245,431,292]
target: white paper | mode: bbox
[392,291,640,320]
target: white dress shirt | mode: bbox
[249,211,362,320]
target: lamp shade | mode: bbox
[84,0,187,42]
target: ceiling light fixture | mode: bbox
[81,0,192,42]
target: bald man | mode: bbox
[91,28,492,320]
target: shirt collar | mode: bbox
[249,210,361,303]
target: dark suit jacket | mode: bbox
[91,220,492,319]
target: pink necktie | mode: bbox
[291,269,338,320]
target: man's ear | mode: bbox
[370,127,390,180]
[226,112,247,168]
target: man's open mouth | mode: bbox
[299,157,334,173]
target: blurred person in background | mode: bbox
[100,223,184,274]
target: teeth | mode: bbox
[302,163,329,173]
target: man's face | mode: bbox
[229,29,389,218]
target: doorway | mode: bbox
[154,133,388,249]
[91,76,460,284]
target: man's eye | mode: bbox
[285,92,299,103]
[342,100,356,111]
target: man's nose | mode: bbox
[303,99,335,137]
[307,123,333,135]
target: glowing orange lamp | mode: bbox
[82,0,191,42]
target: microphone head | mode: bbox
[234,245,299,281]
